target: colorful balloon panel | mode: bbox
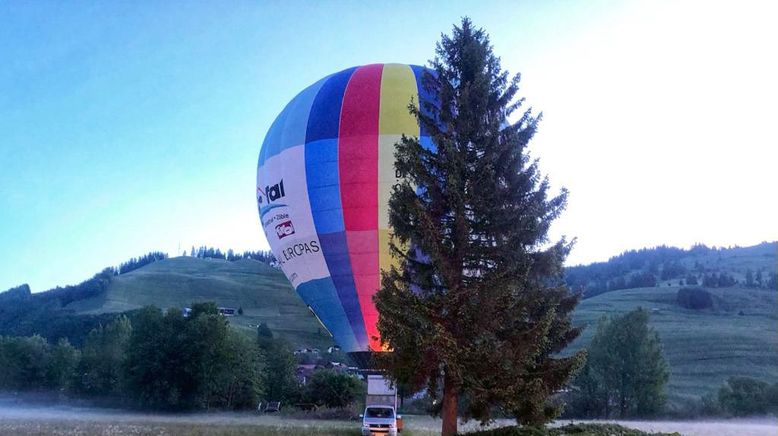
[257,63,432,353]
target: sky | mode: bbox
[1,0,776,292]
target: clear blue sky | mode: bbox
[1,1,775,292]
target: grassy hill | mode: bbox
[567,242,778,405]
[65,256,334,350]
[570,285,778,405]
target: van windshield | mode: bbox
[366,407,394,418]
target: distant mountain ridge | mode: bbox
[565,241,777,298]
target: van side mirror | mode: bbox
[359,414,364,418]
[397,414,402,419]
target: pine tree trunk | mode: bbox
[441,370,459,436]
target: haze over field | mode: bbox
[1,0,776,292]
[0,398,776,436]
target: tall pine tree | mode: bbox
[375,19,585,434]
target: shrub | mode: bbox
[663,392,721,419]
[462,423,679,436]
[676,287,713,310]
[767,382,778,414]
[302,370,365,409]
[718,376,768,416]
[463,425,548,436]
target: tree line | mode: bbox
[744,268,777,289]
[0,303,363,412]
[117,252,168,274]
[0,304,260,410]
[565,242,777,298]
[565,245,695,297]
[188,246,275,263]
[116,248,277,273]
[0,269,119,347]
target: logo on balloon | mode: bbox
[257,180,286,204]
[275,220,295,239]
[278,240,320,262]
[257,179,287,218]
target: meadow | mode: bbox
[64,257,334,350]
[571,285,778,404]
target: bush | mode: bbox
[676,287,713,310]
[463,425,548,436]
[670,378,778,418]
[663,391,722,419]
[718,376,769,416]
[767,382,778,414]
[462,423,679,436]
[302,370,365,409]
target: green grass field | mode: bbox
[0,406,774,436]
[570,286,778,404]
[65,257,334,350]
[0,419,363,436]
[0,406,725,436]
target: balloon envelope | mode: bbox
[257,63,434,353]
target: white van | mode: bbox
[360,405,401,436]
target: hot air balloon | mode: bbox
[256,63,434,362]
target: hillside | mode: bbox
[566,242,777,298]
[64,257,334,349]
[570,285,778,405]
[565,242,778,404]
